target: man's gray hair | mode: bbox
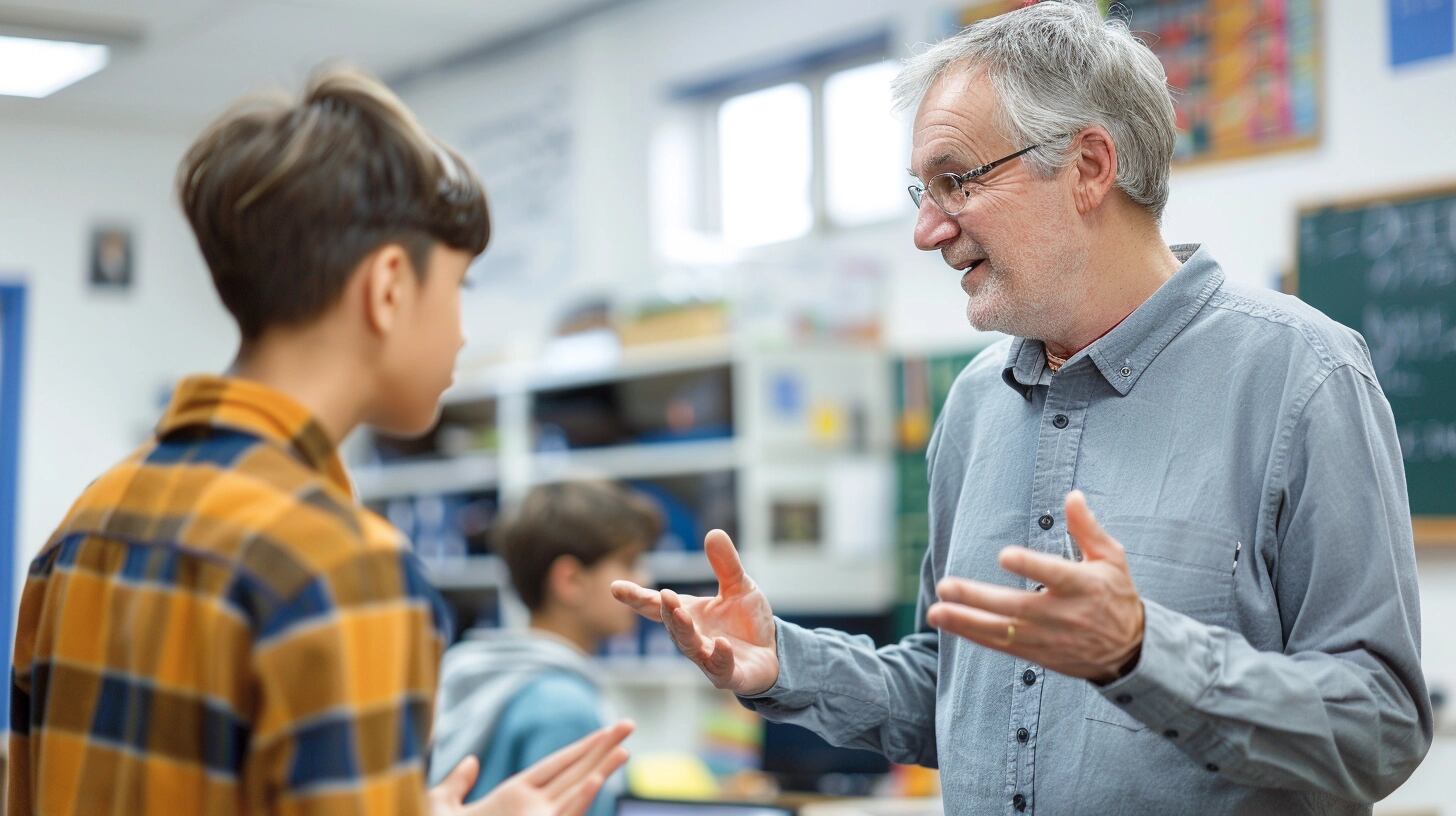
[893,0,1176,219]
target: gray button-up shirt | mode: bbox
[741,245,1431,815]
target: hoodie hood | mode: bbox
[429,628,600,784]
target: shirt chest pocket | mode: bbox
[1103,515,1238,629]
[1084,516,1239,732]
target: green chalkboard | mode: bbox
[1295,184,1456,542]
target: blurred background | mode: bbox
[0,0,1453,813]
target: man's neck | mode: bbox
[1042,227,1181,360]
[229,328,372,446]
[529,610,600,655]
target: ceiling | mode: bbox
[0,0,621,131]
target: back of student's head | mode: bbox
[176,65,489,341]
[497,481,663,612]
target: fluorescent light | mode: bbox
[0,35,108,98]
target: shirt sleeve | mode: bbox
[248,548,448,816]
[1100,362,1432,801]
[736,422,945,768]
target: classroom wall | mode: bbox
[0,121,235,594]
[2,0,1452,806]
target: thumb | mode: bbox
[704,529,749,595]
[1064,490,1124,566]
[433,755,480,804]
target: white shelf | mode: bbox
[530,438,739,484]
[648,551,716,584]
[418,551,715,592]
[594,656,714,689]
[444,338,734,405]
[421,555,507,591]
[354,453,499,502]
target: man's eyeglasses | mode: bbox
[908,143,1046,216]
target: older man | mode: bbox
[612,2,1431,813]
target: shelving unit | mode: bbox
[349,339,896,741]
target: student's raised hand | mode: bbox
[428,721,634,816]
[611,529,780,695]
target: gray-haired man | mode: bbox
[614,2,1431,813]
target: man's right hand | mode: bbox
[611,529,780,696]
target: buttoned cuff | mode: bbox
[1097,599,1242,774]
[736,618,821,713]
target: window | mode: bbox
[824,60,904,227]
[717,82,813,248]
[654,34,908,260]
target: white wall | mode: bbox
[3,0,1453,808]
[0,121,235,581]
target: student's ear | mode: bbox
[1069,125,1119,216]
[546,555,586,607]
[361,244,413,335]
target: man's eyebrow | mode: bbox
[909,153,960,178]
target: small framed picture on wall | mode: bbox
[89,224,133,291]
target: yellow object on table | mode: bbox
[626,753,721,801]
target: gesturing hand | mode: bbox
[429,721,633,816]
[611,529,780,695]
[927,491,1145,683]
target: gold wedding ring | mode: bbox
[1006,622,1016,646]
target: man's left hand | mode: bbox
[927,490,1144,684]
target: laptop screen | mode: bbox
[615,799,794,816]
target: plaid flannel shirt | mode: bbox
[9,375,451,815]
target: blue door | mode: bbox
[0,281,28,734]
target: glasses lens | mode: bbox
[908,186,924,208]
[929,173,967,215]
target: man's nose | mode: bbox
[914,198,960,251]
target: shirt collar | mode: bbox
[155,375,353,494]
[1002,244,1223,399]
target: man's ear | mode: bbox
[361,244,412,335]
[1068,126,1119,215]
[546,555,586,607]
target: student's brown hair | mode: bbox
[497,481,664,611]
[177,65,489,341]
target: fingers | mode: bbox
[523,721,634,789]
[936,576,1039,619]
[926,601,1031,656]
[1064,490,1126,567]
[660,590,713,667]
[705,636,735,683]
[432,754,480,804]
[541,724,630,800]
[555,748,629,816]
[998,547,1084,590]
[611,581,664,622]
[704,529,749,595]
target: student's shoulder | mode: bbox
[509,672,602,724]
[49,431,414,620]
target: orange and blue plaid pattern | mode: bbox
[9,375,451,815]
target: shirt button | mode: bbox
[1206,763,1220,773]
[1012,793,1027,811]
[1052,414,1069,429]
[1163,729,1180,739]
[1038,514,1054,530]
[1115,694,1132,704]
[1120,366,1133,377]
[1016,727,1030,743]
[1022,668,1037,686]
